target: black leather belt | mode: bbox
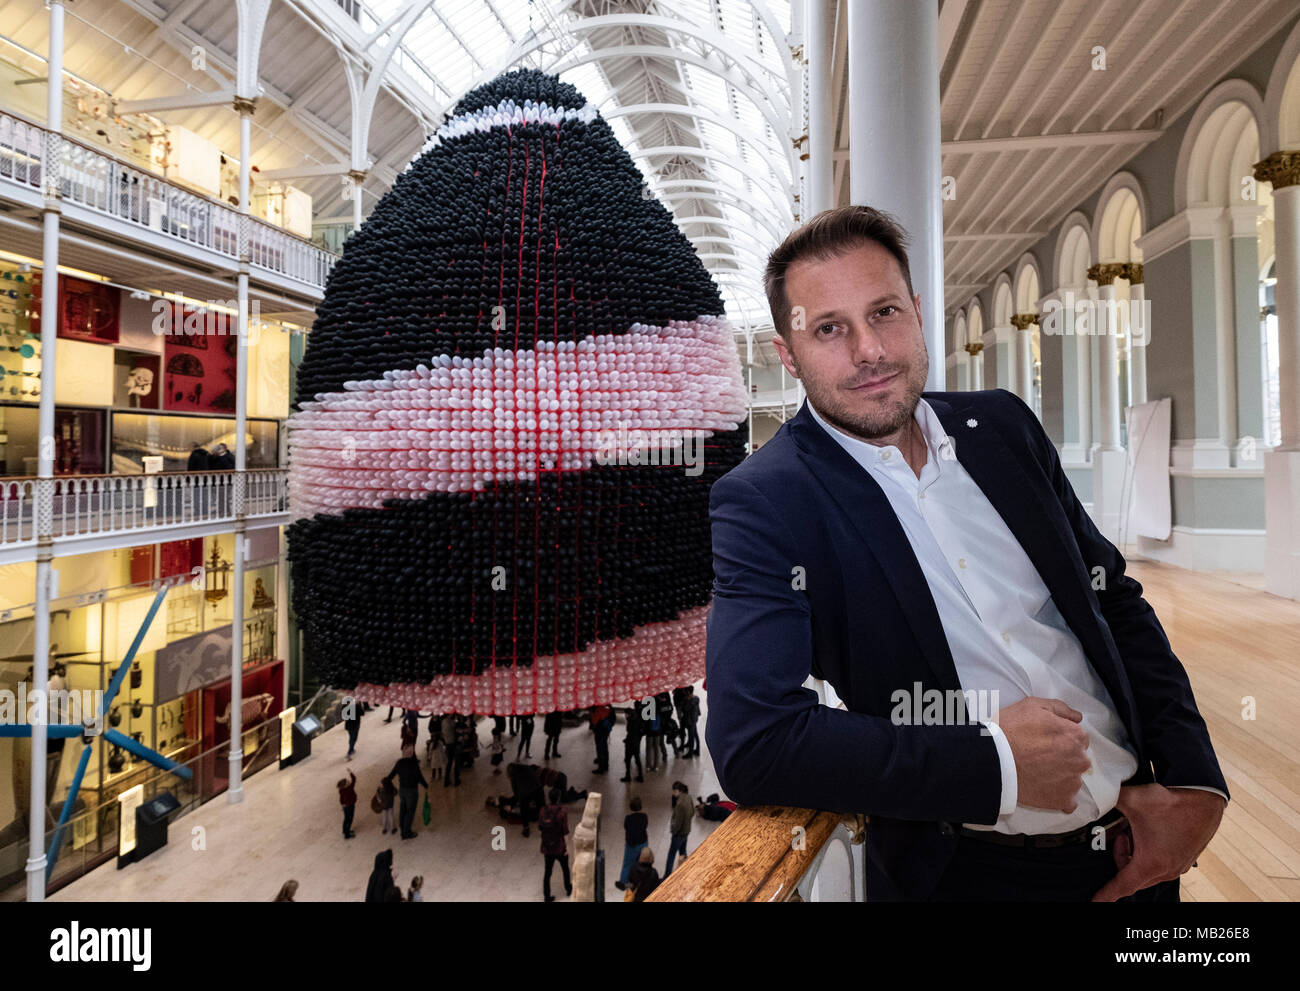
[956,810,1127,849]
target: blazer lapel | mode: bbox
[787,401,963,694]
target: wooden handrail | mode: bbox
[646,805,846,902]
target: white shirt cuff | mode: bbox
[1168,784,1229,804]
[982,720,1017,816]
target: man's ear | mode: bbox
[772,333,800,380]
[913,292,923,330]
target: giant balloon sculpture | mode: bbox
[287,68,748,715]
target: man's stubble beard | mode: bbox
[788,343,930,443]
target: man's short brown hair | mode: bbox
[764,205,914,339]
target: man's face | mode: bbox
[774,240,928,443]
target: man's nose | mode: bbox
[848,324,887,365]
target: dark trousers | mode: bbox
[928,829,1181,902]
[593,729,610,770]
[517,725,533,759]
[623,743,642,778]
[342,805,355,837]
[398,786,418,837]
[543,853,571,899]
[665,833,688,876]
[509,715,519,735]
[685,720,699,755]
[346,723,359,755]
[443,744,460,786]
[544,732,561,758]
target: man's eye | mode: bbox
[877,306,898,318]
[817,323,838,335]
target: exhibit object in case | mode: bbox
[286,69,747,715]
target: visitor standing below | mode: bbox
[384,751,429,839]
[543,710,563,759]
[407,875,424,902]
[378,777,397,834]
[516,713,535,759]
[682,687,700,758]
[343,699,362,761]
[615,795,649,890]
[643,701,661,771]
[620,707,644,783]
[442,713,460,788]
[665,781,694,876]
[627,847,660,902]
[538,787,572,902]
[364,849,402,902]
[337,770,357,839]
[590,704,612,774]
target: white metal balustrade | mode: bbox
[0,470,288,553]
[0,108,338,292]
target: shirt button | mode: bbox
[918,491,926,500]
[1001,631,1011,644]
[958,558,967,569]
[881,450,892,462]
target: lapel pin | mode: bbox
[966,418,978,428]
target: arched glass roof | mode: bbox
[361,0,794,332]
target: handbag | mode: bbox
[370,788,383,814]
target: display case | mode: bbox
[110,412,278,473]
[112,350,160,409]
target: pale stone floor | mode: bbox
[51,688,722,902]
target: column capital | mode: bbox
[1010,312,1039,331]
[963,341,984,356]
[1253,150,1300,189]
[1124,262,1144,285]
[347,168,366,183]
[1087,262,1128,286]
[232,95,258,116]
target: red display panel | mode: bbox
[30,273,121,344]
[162,306,238,413]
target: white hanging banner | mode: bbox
[1125,398,1172,540]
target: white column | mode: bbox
[1212,212,1239,453]
[847,0,944,390]
[954,350,971,391]
[1090,264,1127,543]
[27,0,66,904]
[228,103,252,804]
[1256,153,1300,598]
[352,172,363,231]
[1012,314,1036,407]
[971,347,984,390]
[1128,270,1147,406]
[806,0,835,216]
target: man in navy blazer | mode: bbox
[704,205,1227,902]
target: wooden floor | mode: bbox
[1124,561,1300,901]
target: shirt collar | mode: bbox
[805,396,952,469]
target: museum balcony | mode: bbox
[0,107,336,303]
[0,468,288,565]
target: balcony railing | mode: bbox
[646,805,866,902]
[0,108,338,292]
[0,469,288,551]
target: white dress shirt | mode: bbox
[808,398,1159,835]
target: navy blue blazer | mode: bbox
[703,389,1227,900]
